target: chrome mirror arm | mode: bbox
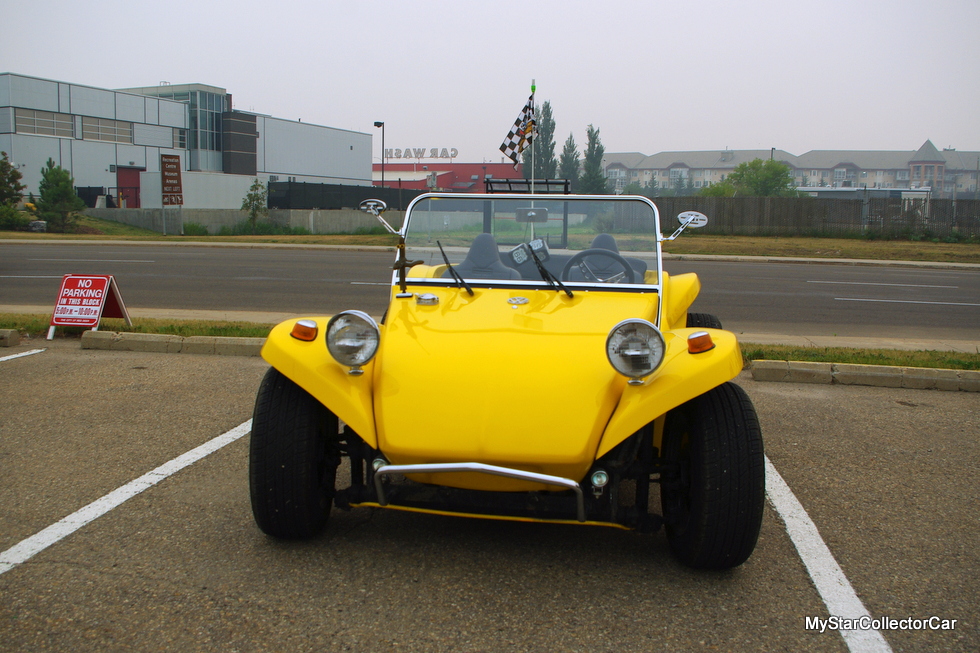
[659,211,708,242]
[358,198,399,235]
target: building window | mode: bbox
[81,116,133,143]
[897,170,909,181]
[14,108,73,137]
[173,128,186,149]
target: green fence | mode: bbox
[650,197,980,238]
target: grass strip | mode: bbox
[741,344,979,371]
[4,313,978,371]
[3,215,979,263]
[1,314,272,340]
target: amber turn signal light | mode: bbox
[687,330,715,354]
[290,319,319,342]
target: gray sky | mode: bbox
[4,0,978,163]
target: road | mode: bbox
[2,241,978,339]
[0,340,976,652]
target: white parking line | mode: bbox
[0,417,895,653]
[0,420,252,577]
[766,456,892,653]
[0,348,46,363]
[835,297,980,307]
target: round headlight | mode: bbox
[606,319,665,382]
[326,310,380,371]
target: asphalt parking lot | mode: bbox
[1,339,976,652]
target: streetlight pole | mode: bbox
[374,121,385,187]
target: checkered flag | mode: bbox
[499,94,535,168]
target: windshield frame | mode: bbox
[393,192,665,295]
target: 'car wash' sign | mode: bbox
[161,154,183,205]
[384,147,459,160]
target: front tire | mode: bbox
[686,312,723,329]
[249,368,340,539]
[660,382,765,569]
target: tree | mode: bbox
[699,180,737,197]
[578,124,609,195]
[0,151,26,207]
[522,100,557,180]
[37,158,85,232]
[558,133,580,192]
[241,178,269,233]
[725,158,797,196]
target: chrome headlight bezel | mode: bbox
[605,318,666,383]
[326,310,380,373]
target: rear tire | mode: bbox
[660,382,764,569]
[686,312,723,329]
[249,368,340,539]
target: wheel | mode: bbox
[660,382,765,569]
[686,312,723,329]
[249,367,340,539]
[560,249,636,283]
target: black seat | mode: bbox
[444,234,521,280]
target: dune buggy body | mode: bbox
[250,193,764,569]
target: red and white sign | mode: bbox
[48,275,132,338]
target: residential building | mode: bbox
[603,140,980,198]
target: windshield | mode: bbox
[399,194,663,291]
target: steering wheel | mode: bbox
[560,249,636,284]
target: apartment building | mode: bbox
[603,140,980,197]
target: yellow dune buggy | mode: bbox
[249,193,764,569]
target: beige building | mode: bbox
[603,140,980,198]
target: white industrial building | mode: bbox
[0,73,372,209]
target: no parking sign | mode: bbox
[48,274,132,339]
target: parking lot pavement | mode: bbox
[0,342,975,652]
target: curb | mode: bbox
[751,360,979,392]
[81,330,264,357]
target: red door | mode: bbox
[116,167,144,208]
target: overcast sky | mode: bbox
[4,0,978,163]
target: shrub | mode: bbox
[217,220,311,236]
[0,204,31,231]
[182,222,210,236]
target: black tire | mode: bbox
[660,382,765,569]
[249,367,340,539]
[686,312,723,329]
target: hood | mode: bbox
[373,286,660,486]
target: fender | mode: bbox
[261,318,379,448]
[660,271,701,330]
[595,328,743,458]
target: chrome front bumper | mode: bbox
[373,462,586,522]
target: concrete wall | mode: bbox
[141,170,255,209]
[84,207,405,235]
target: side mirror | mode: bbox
[661,211,708,242]
[677,211,708,229]
[358,198,399,235]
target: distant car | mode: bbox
[249,192,764,569]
